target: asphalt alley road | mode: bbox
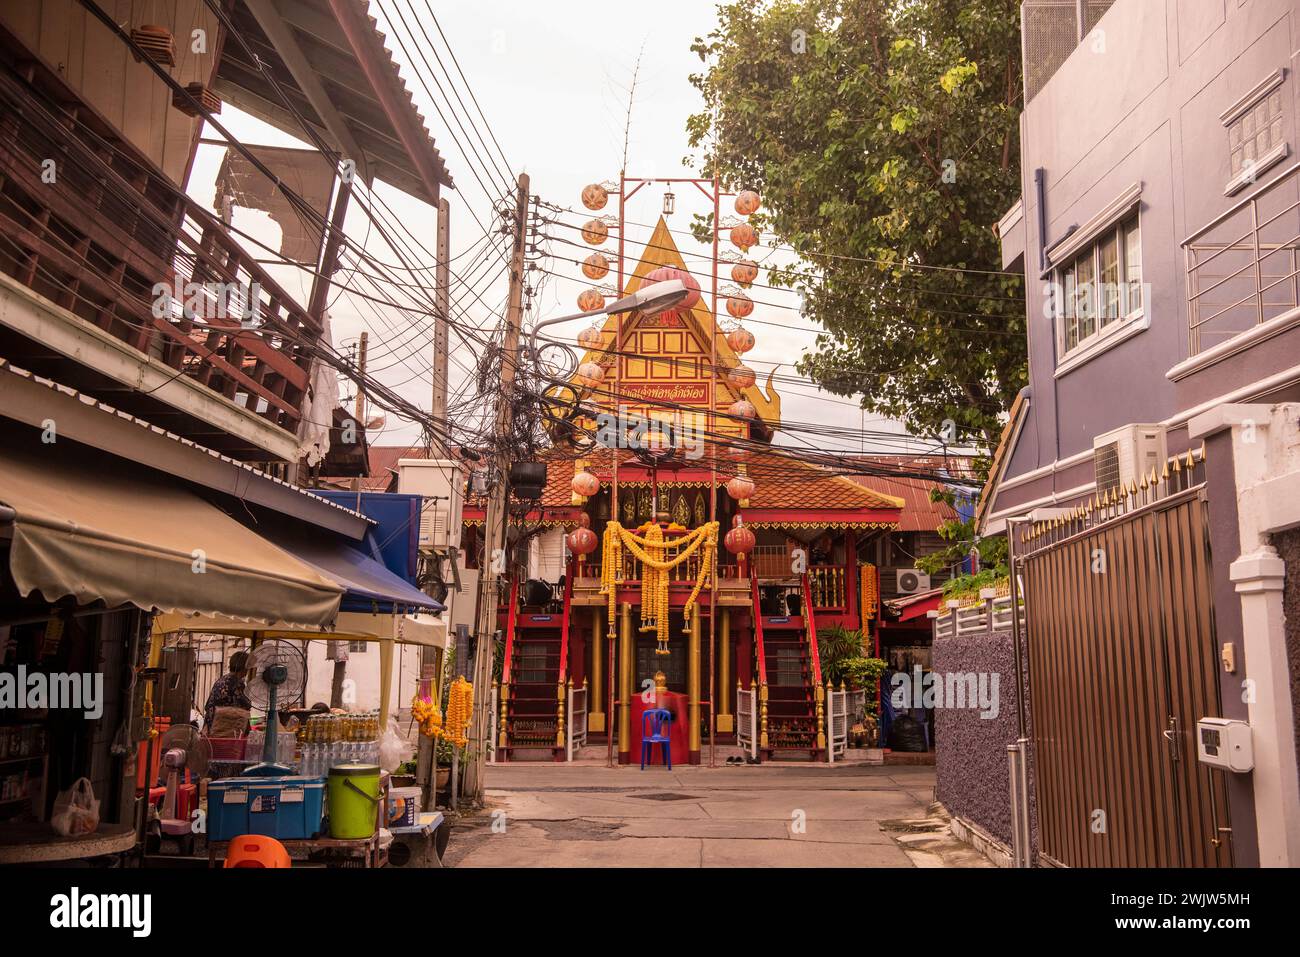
[443,762,992,867]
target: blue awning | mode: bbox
[274,533,442,615]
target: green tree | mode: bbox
[915,487,1007,578]
[687,0,1026,448]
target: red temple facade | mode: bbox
[469,220,911,764]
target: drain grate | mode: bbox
[630,792,699,802]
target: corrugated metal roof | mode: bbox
[844,455,975,532]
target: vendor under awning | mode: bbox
[0,435,343,628]
[153,521,446,725]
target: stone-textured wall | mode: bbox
[1275,528,1300,782]
[932,629,1037,854]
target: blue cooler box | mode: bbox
[208,775,326,841]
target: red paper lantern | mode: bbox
[726,474,756,501]
[567,526,598,556]
[581,183,608,211]
[571,470,600,497]
[731,259,758,287]
[577,324,603,350]
[582,252,610,280]
[728,399,756,421]
[643,265,701,310]
[730,223,758,251]
[727,327,756,355]
[727,364,756,390]
[582,219,608,245]
[734,190,761,216]
[578,288,605,312]
[726,293,754,319]
[575,361,605,389]
[724,524,756,557]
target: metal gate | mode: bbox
[736,686,757,761]
[1020,483,1231,867]
[566,683,588,762]
[827,687,849,763]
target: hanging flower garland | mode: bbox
[410,691,443,740]
[599,521,720,653]
[444,677,474,748]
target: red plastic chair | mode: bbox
[223,834,292,868]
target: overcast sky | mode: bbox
[188,1,932,455]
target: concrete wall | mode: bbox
[932,629,1037,856]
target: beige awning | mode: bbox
[0,439,342,628]
[152,611,447,648]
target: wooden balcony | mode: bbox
[0,26,319,461]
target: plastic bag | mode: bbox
[50,777,100,836]
[378,716,412,772]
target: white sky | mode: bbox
[187,0,935,456]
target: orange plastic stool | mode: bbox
[222,834,292,868]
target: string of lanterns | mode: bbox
[569,180,764,523]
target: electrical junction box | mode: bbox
[1196,717,1253,773]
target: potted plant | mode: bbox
[392,760,418,789]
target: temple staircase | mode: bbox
[498,574,572,761]
[757,573,826,760]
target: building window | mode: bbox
[1055,214,1142,358]
[348,641,368,654]
[1223,71,1289,196]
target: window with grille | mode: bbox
[348,641,368,654]
[1054,214,1142,358]
[1226,79,1287,195]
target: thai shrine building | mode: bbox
[466,219,934,765]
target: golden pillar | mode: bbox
[815,680,827,753]
[555,679,566,748]
[688,612,701,762]
[589,608,606,733]
[618,602,633,762]
[716,608,733,733]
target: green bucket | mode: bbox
[327,764,381,839]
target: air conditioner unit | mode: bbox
[896,569,931,595]
[1092,424,1166,495]
[396,459,465,552]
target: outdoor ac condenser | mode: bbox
[397,459,465,552]
[896,569,931,595]
[1092,424,1166,495]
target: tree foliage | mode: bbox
[687,0,1026,448]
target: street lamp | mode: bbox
[527,278,690,369]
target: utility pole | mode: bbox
[417,198,452,810]
[431,196,451,449]
[463,172,529,803]
[330,330,368,708]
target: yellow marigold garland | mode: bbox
[444,676,474,748]
[598,521,719,653]
[411,695,444,739]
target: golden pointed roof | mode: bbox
[571,217,782,428]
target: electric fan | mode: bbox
[241,640,307,776]
[157,724,210,845]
